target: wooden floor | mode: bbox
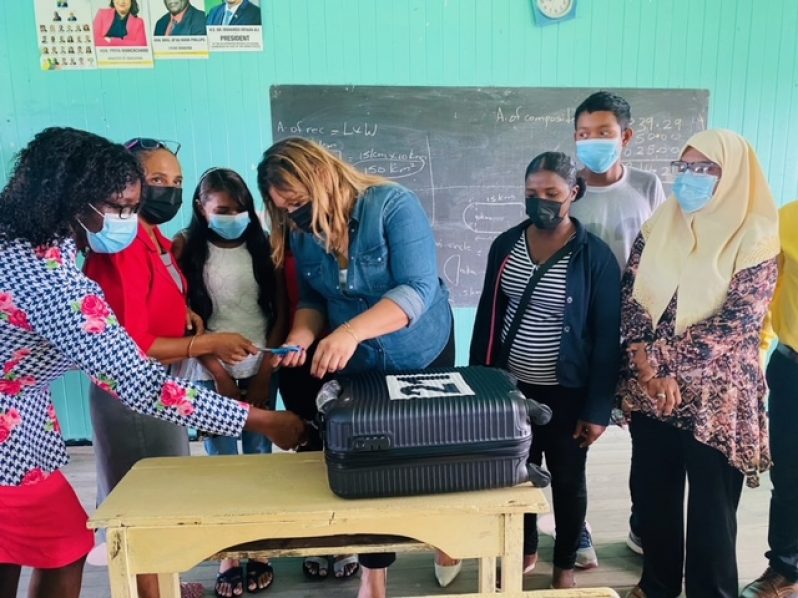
[17,427,771,597]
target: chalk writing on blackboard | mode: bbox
[271,86,709,306]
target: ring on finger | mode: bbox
[656,392,666,399]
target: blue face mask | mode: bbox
[208,212,250,240]
[80,205,138,254]
[576,139,622,174]
[673,171,718,214]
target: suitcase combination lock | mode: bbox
[351,435,392,451]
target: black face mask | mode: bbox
[525,197,565,231]
[287,202,313,233]
[140,186,182,225]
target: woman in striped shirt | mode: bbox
[471,152,621,590]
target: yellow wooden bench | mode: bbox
[413,591,621,597]
[89,452,552,597]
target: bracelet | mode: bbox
[341,321,360,344]
[187,335,198,358]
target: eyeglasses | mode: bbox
[670,160,721,176]
[93,202,141,220]
[124,137,181,156]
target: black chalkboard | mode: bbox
[270,85,708,306]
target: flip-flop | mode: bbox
[332,554,360,579]
[302,556,330,581]
[245,560,274,594]
[214,566,243,598]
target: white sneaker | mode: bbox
[626,530,644,555]
[574,524,598,569]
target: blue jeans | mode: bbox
[196,378,273,455]
[205,430,271,455]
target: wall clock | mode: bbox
[533,0,577,26]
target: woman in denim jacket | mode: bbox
[257,137,454,598]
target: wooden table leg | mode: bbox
[106,528,137,598]
[500,513,524,593]
[478,555,497,594]
[157,573,180,598]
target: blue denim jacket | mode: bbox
[291,184,452,373]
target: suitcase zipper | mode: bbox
[325,437,530,467]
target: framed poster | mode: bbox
[205,0,262,52]
[149,0,209,59]
[35,0,97,70]
[91,0,154,68]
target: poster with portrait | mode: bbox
[148,0,209,59]
[91,0,154,68]
[205,0,263,52]
[35,0,97,71]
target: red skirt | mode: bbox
[0,470,95,568]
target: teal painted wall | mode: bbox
[1,0,796,440]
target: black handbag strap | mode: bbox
[496,237,576,368]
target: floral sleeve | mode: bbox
[17,259,249,437]
[650,259,777,374]
[619,234,655,346]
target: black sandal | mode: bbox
[245,560,274,594]
[214,565,243,598]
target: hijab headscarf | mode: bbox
[633,129,780,335]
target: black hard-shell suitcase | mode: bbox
[318,366,552,499]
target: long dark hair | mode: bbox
[178,168,276,331]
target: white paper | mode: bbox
[386,372,475,400]
[35,0,97,71]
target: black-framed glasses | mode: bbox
[92,202,141,220]
[670,160,721,176]
[124,137,181,156]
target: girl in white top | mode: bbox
[173,167,288,597]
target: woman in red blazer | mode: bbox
[83,138,254,598]
[93,0,147,47]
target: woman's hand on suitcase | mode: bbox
[310,328,358,378]
[572,420,606,448]
[247,408,307,451]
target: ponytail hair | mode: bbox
[525,151,586,201]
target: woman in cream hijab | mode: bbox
[618,129,779,598]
